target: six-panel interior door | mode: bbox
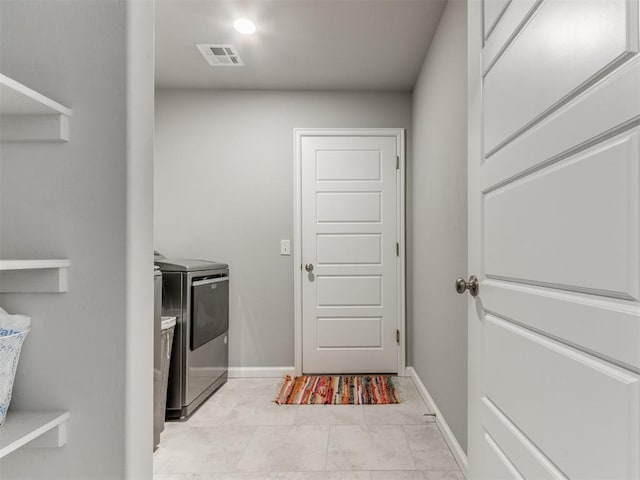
[467,0,640,478]
[301,134,399,374]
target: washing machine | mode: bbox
[155,258,229,419]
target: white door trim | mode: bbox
[467,1,483,474]
[293,128,406,377]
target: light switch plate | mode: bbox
[280,240,291,256]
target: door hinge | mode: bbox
[396,155,400,170]
[396,242,399,257]
[396,329,400,344]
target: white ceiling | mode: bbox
[155,0,447,91]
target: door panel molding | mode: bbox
[482,430,524,479]
[293,128,406,376]
[482,279,640,372]
[483,0,513,41]
[316,234,382,265]
[481,397,567,479]
[482,131,640,301]
[316,149,382,181]
[316,275,383,307]
[484,0,639,158]
[317,317,383,349]
[483,0,542,74]
[316,191,382,223]
[482,60,640,193]
[484,315,640,479]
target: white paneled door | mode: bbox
[467,1,640,479]
[297,131,403,374]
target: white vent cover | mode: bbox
[196,44,244,67]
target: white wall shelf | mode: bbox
[0,411,70,459]
[0,259,70,293]
[0,74,72,142]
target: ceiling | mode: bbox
[155,0,447,91]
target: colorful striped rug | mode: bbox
[275,375,400,405]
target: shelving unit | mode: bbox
[0,259,70,293]
[0,411,70,459]
[0,74,73,464]
[0,74,72,142]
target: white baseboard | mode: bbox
[406,366,469,477]
[227,366,295,378]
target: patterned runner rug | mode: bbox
[275,375,400,405]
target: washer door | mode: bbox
[190,276,229,350]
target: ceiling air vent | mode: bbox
[196,44,244,67]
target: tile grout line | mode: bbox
[232,423,259,472]
[399,422,419,472]
[324,424,332,471]
[401,422,421,474]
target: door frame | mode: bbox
[293,128,406,376]
[467,0,483,474]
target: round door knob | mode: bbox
[455,275,479,297]
[305,263,314,272]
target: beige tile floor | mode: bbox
[153,377,464,480]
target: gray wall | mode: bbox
[154,89,411,368]
[409,0,468,452]
[0,1,152,478]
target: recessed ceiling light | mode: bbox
[234,18,256,35]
